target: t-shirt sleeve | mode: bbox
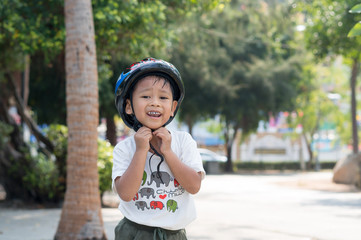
[111,139,134,191]
[179,132,206,179]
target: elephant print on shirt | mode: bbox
[166,200,178,213]
[133,168,186,212]
[141,171,147,186]
[150,201,164,210]
[148,171,172,187]
[135,201,150,210]
[138,187,156,199]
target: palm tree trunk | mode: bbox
[55,0,106,239]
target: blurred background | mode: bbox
[0,0,361,238]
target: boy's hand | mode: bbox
[152,127,172,155]
[134,126,152,151]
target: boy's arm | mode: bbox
[114,127,152,202]
[163,151,202,194]
[153,128,202,194]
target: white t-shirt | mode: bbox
[112,129,205,230]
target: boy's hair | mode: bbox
[114,58,184,131]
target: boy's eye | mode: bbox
[141,96,150,99]
[160,96,169,100]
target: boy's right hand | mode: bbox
[134,126,152,151]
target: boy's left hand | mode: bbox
[152,128,172,155]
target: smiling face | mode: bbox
[125,76,178,130]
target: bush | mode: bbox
[97,139,114,197]
[0,121,13,148]
[44,124,68,196]
[22,148,64,202]
[17,124,68,202]
[19,124,114,202]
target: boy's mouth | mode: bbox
[147,111,161,117]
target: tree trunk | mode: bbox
[23,55,30,107]
[303,133,313,170]
[106,116,117,146]
[350,58,359,154]
[225,140,233,172]
[55,0,106,239]
[185,115,194,136]
[224,125,238,173]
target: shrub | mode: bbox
[19,124,114,202]
[17,124,68,202]
[22,148,64,202]
[97,139,114,197]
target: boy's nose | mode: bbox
[150,98,160,106]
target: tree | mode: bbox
[185,0,304,172]
[0,0,223,202]
[94,0,223,144]
[348,3,361,37]
[55,0,105,239]
[169,22,219,135]
[0,0,64,201]
[290,86,345,169]
[298,0,361,154]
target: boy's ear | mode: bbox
[171,100,178,117]
[125,99,133,114]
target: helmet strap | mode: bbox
[129,91,143,132]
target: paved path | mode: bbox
[1,172,361,240]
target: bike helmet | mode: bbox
[115,57,184,131]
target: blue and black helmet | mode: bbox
[114,57,184,130]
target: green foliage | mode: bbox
[297,0,361,59]
[167,0,306,172]
[93,0,223,57]
[348,21,361,37]
[200,118,224,136]
[97,139,114,197]
[29,53,66,124]
[298,0,361,154]
[1,0,66,124]
[43,124,67,187]
[13,124,68,202]
[96,0,224,126]
[1,0,222,125]
[10,124,114,202]
[44,124,68,160]
[22,148,63,202]
[173,0,304,136]
[0,121,14,147]
[166,0,307,172]
[348,3,361,37]
[44,124,114,198]
[0,0,65,58]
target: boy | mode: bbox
[113,57,205,239]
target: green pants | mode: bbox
[114,218,187,240]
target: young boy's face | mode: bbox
[125,76,178,130]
